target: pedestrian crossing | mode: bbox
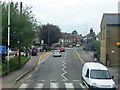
[19,80,86,89]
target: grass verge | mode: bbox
[0,57,28,74]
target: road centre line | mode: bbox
[75,50,85,64]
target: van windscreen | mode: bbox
[90,70,111,79]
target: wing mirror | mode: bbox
[112,76,114,79]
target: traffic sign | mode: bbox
[0,46,6,53]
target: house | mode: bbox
[100,13,120,66]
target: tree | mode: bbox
[39,24,61,46]
[72,30,78,35]
[2,2,36,48]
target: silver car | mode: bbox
[53,50,61,57]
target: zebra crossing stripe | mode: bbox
[65,83,74,89]
[50,82,58,88]
[19,81,84,89]
[19,83,28,88]
[35,83,44,88]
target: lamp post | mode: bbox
[7,0,10,74]
[18,40,21,68]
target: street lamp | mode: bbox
[7,0,10,74]
[17,40,21,68]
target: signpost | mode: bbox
[0,46,6,54]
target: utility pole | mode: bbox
[7,0,10,74]
[18,2,22,68]
[86,23,88,51]
[48,30,50,47]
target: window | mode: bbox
[90,70,111,79]
[86,69,89,78]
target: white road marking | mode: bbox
[61,60,68,81]
[65,83,74,89]
[73,80,79,82]
[79,83,86,88]
[50,82,58,88]
[35,83,44,88]
[19,83,28,88]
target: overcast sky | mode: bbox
[2,0,120,35]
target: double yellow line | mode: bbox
[37,52,52,65]
[75,50,85,64]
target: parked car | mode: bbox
[76,44,80,47]
[53,50,61,57]
[81,62,116,89]
[32,48,38,56]
[59,47,65,52]
[68,45,73,48]
[7,49,16,56]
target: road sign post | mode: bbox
[0,46,6,54]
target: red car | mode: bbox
[59,47,65,52]
[68,45,73,48]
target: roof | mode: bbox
[101,13,120,26]
[84,62,108,70]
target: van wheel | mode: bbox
[82,80,85,86]
[81,77,85,86]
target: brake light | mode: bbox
[53,52,55,54]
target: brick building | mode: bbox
[100,13,120,66]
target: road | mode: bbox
[12,47,86,89]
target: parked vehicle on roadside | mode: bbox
[81,62,116,89]
[53,50,61,57]
[76,44,80,47]
[32,48,38,56]
[68,45,73,48]
[59,47,65,52]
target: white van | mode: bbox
[81,62,116,89]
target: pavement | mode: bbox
[76,48,120,89]
[1,51,47,89]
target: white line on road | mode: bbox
[19,83,28,88]
[65,83,74,90]
[62,64,66,69]
[73,80,80,82]
[35,83,44,88]
[25,74,32,80]
[50,82,58,88]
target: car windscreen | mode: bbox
[90,70,111,79]
[55,51,60,52]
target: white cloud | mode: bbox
[2,0,120,35]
